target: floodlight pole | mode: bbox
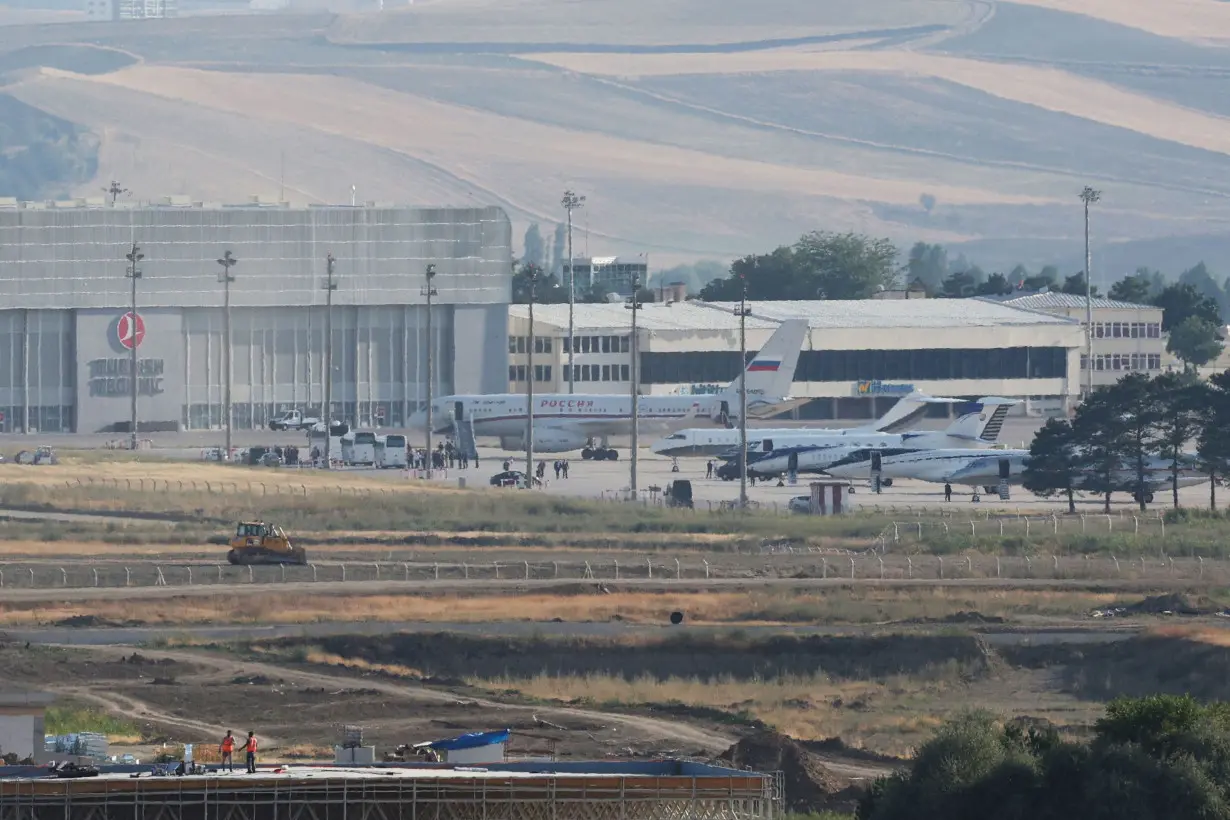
[1080,186,1101,398]
[626,273,643,499]
[736,275,751,509]
[562,189,585,394]
[125,242,144,451]
[422,264,438,479]
[323,254,338,469]
[216,250,238,459]
[525,265,538,486]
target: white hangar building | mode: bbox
[507,298,1084,420]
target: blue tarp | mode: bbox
[421,730,510,751]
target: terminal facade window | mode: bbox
[571,364,630,382]
[1090,322,1161,339]
[508,365,553,383]
[1081,353,1161,372]
[508,336,552,354]
[562,335,630,354]
[639,346,1068,385]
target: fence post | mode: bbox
[1133,516,1139,536]
[1080,514,1086,533]
[526,561,532,580]
[850,557,856,580]
[374,562,380,580]
[1053,554,1059,578]
[312,564,318,582]
[0,569,4,588]
[999,521,1004,537]
[821,557,828,579]
[970,521,976,537]
[187,567,193,585]
[462,563,468,580]
[405,563,411,582]
[646,558,653,580]
[552,561,559,579]
[1025,519,1030,538]
[494,562,501,579]
[1107,515,1113,532]
[1160,518,1165,540]
[60,567,67,586]
[916,522,922,540]
[248,565,254,583]
[583,561,594,579]
[93,568,99,587]
[1024,556,1032,576]
[341,564,347,582]
[614,560,620,581]
[676,558,682,580]
[893,523,899,543]
[703,559,710,579]
[281,565,287,583]
[1169,557,1175,576]
[156,567,166,587]
[434,563,440,581]
[125,567,131,587]
[878,556,885,579]
[1052,515,1058,535]
[995,556,1001,578]
[1112,555,1120,574]
[938,556,944,579]
[907,557,913,579]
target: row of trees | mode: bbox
[860,695,1230,820]
[1024,371,1230,512]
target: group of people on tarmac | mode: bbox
[219,730,259,773]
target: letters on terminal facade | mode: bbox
[87,357,165,398]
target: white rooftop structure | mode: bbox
[994,292,1161,312]
[509,302,779,333]
[709,299,1077,329]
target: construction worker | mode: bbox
[219,730,236,772]
[243,731,258,773]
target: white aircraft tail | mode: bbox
[942,397,1017,442]
[725,319,808,404]
[865,392,960,434]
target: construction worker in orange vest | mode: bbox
[243,731,258,773]
[219,730,236,772]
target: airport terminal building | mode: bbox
[508,299,1085,419]
[0,201,512,434]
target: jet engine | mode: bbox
[499,429,589,453]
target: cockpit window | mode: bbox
[667,434,685,440]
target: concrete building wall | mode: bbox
[0,204,512,433]
[0,714,39,762]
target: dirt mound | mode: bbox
[54,614,125,628]
[719,730,864,814]
[1094,593,1226,618]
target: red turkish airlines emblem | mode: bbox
[117,312,145,350]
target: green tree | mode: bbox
[1021,266,1058,291]
[976,272,1012,296]
[1023,417,1082,513]
[1073,386,1130,512]
[1061,272,1098,297]
[1179,262,1228,321]
[941,269,980,298]
[1168,316,1224,370]
[1152,283,1221,332]
[906,242,948,294]
[700,247,797,301]
[1197,370,1230,510]
[511,263,568,304]
[1152,372,1206,508]
[521,223,545,271]
[793,231,900,299]
[1109,270,1153,304]
[1113,372,1165,510]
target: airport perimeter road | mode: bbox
[4,619,1140,648]
[0,575,1209,604]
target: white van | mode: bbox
[376,434,408,469]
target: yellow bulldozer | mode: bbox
[225,522,308,566]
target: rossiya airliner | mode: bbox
[416,320,807,459]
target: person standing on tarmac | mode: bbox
[243,731,259,773]
[219,730,236,772]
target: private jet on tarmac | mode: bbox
[824,447,1207,502]
[414,320,807,459]
[723,398,1017,480]
[649,391,961,459]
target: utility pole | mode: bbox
[625,272,643,499]
[525,264,538,487]
[1080,186,1101,398]
[561,190,585,394]
[216,250,238,459]
[736,274,752,509]
[104,180,128,205]
[422,264,438,479]
[322,253,338,469]
[125,242,144,451]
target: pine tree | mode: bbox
[1023,418,1081,513]
[1197,370,1230,510]
[1152,372,1206,509]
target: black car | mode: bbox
[489,470,542,488]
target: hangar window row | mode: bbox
[638,347,1069,385]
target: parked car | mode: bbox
[489,470,542,488]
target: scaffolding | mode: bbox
[0,765,779,820]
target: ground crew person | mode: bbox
[244,731,258,773]
[220,730,236,772]
[944,483,952,502]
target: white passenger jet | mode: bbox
[730,398,1017,479]
[824,447,1207,502]
[417,320,807,459]
[649,391,960,459]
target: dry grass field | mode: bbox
[3,0,1229,265]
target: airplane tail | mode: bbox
[942,397,1017,443]
[724,319,807,408]
[866,392,960,434]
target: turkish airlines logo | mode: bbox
[117,312,145,350]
